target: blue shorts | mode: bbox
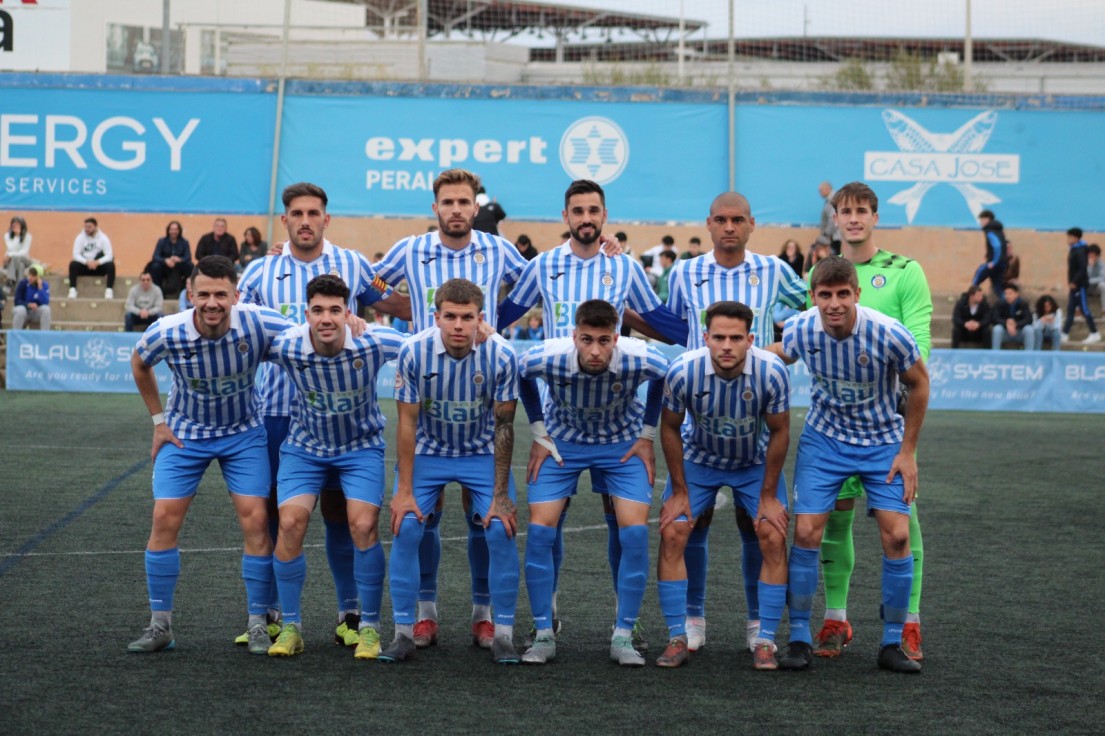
[264,415,340,491]
[277,443,386,507]
[152,424,271,500]
[527,438,652,505]
[393,454,517,520]
[792,426,910,516]
[661,459,788,521]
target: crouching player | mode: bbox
[656,301,791,669]
[264,274,404,658]
[518,299,670,666]
[770,257,929,674]
[380,278,522,664]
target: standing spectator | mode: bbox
[371,252,385,264]
[991,284,1036,350]
[4,216,33,285]
[195,217,239,265]
[951,285,993,348]
[655,249,677,302]
[238,226,268,271]
[124,270,164,332]
[972,209,1008,299]
[147,220,192,298]
[816,181,841,255]
[514,234,539,261]
[68,217,115,299]
[1086,244,1104,311]
[641,234,675,280]
[1062,227,1101,344]
[1033,295,1063,351]
[473,186,507,235]
[777,239,804,275]
[12,265,51,331]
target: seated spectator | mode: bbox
[516,314,545,341]
[13,266,51,331]
[803,242,831,277]
[681,236,705,260]
[778,239,804,275]
[655,249,677,302]
[1087,244,1104,311]
[951,285,993,348]
[147,220,192,298]
[68,217,116,299]
[4,216,33,286]
[1033,294,1063,351]
[124,271,164,332]
[195,217,238,264]
[991,284,1036,350]
[238,226,268,271]
[515,234,539,261]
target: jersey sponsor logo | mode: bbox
[305,387,371,414]
[694,414,757,438]
[560,116,630,185]
[553,301,580,330]
[421,398,484,423]
[864,109,1020,223]
[816,376,876,403]
[188,371,254,396]
[279,303,307,324]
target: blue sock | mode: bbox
[467,514,491,607]
[787,546,820,644]
[485,520,520,626]
[757,582,787,643]
[615,525,648,630]
[323,518,358,613]
[418,512,442,605]
[389,516,424,626]
[881,555,913,646]
[551,510,567,599]
[740,524,763,620]
[658,579,688,637]
[605,513,621,593]
[266,509,280,612]
[241,553,274,617]
[524,524,557,630]
[685,525,709,618]
[354,543,385,627]
[145,547,180,612]
[273,553,307,625]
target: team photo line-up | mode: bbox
[128,170,928,674]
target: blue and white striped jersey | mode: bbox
[668,251,807,349]
[377,230,526,332]
[135,304,291,440]
[508,243,662,338]
[519,336,669,444]
[781,305,921,446]
[237,240,387,417]
[663,345,790,470]
[394,328,519,457]
[266,323,404,457]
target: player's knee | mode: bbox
[884,532,910,556]
[660,522,690,553]
[757,527,787,560]
[348,516,379,547]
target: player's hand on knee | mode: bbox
[755,497,789,537]
[887,452,919,505]
[485,496,518,537]
[389,492,422,536]
[620,438,656,486]
[151,424,184,462]
[528,437,561,483]
[659,492,692,531]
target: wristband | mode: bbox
[533,434,563,464]
[151,412,166,426]
[639,425,657,441]
[530,420,547,437]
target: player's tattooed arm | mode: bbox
[488,400,518,536]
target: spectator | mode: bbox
[4,215,33,286]
[371,251,385,264]
[613,231,631,258]
[1033,294,1063,351]
[681,236,705,260]
[803,241,831,276]
[951,285,993,348]
[515,314,545,341]
[12,266,51,331]
[238,226,268,271]
[68,217,115,299]
[778,238,804,275]
[816,181,841,255]
[124,270,164,332]
[147,220,192,298]
[195,217,239,264]
[655,249,677,302]
[972,209,1008,299]
[991,284,1036,350]
[641,234,675,277]
[1003,241,1021,289]
[514,234,539,261]
[1062,227,1101,344]
[772,299,801,342]
[473,186,507,235]
[1086,244,1104,310]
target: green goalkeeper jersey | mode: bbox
[809,250,933,361]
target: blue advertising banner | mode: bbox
[277,94,728,221]
[6,330,170,393]
[736,104,1105,230]
[0,86,275,213]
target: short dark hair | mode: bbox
[660,249,677,263]
[575,299,618,330]
[689,236,701,245]
[191,255,238,285]
[282,182,328,209]
[978,209,995,220]
[614,231,628,242]
[830,182,879,213]
[1004,283,1020,293]
[1088,244,1101,256]
[809,256,858,291]
[705,300,754,331]
[27,265,39,277]
[564,179,605,209]
[434,278,484,311]
[661,235,675,246]
[516,234,532,248]
[84,217,98,226]
[165,220,184,237]
[307,274,350,303]
[967,284,982,297]
[433,169,481,198]
[1067,227,1084,239]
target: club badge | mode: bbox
[238,341,249,353]
[474,252,486,264]
[602,273,614,286]
[748,274,760,286]
[871,275,887,289]
[353,359,365,370]
[611,381,624,393]
[473,372,485,385]
[858,353,871,366]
